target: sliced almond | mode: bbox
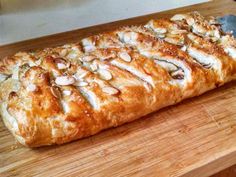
[50,86,61,98]
[63,44,71,48]
[181,45,187,52]
[170,29,187,35]
[154,27,167,34]
[82,55,96,62]
[67,50,78,59]
[54,57,70,69]
[63,90,71,96]
[164,37,184,46]
[171,14,186,21]
[119,52,132,62]
[27,83,37,92]
[98,69,112,81]
[186,17,195,26]
[84,45,96,52]
[90,63,98,72]
[57,63,67,69]
[100,52,116,61]
[60,49,68,57]
[102,86,119,95]
[157,34,166,39]
[187,33,199,45]
[35,59,42,66]
[55,76,75,86]
[74,70,88,81]
[75,81,88,87]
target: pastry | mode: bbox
[1,12,236,147]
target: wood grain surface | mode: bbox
[1,0,236,176]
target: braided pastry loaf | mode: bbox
[1,12,236,147]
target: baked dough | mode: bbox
[1,12,236,147]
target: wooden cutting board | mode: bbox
[1,0,236,176]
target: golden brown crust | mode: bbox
[1,12,236,147]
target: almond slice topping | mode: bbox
[171,14,186,21]
[27,83,37,92]
[60,49,68,57]
[82,55,97,62]
[84,45,96,52]
[63,90,72,96]
[50,86,61,98]
[90,63,98,71]
[75,81,89,87]
[57,63,67,69]
[170,29,187,35]
[102,86,119,95]
[157,34,166,39]
[74,70,88,81]
[55,76,75,86]
[181,45,187,52]
[119,52,132,62]
[98,69,112,81]
[67,50,78,59]
[54,58,70,69]
[154,27,167,34]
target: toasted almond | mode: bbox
[63,90,71,96]
[186,17,195,26]
[84,45,96,52]
[82,55,96,62]
[170,29,187,35]
[181,45,187,52]
[154,27,167,34]
[50,86,61,98]
[35,59,41,65]
[67,51,78,59]
[75,81,88,87]
[157,34,166,38]
[74,70,88,81]
[60,49,68,57]
[171,14,186,21]
[187,33,199,44]
[164,37,184,46]
[100,52,116,60]
[98,69,112,81]
[54,57,70,67]
[121,31,138,43]
[57,63,67,69]
[27,83,37,92]
[119,52,132,62]
[72,46,79,51]
[63,44,71,48]
[102,86,119,95]
[55,76,75,86]
[90,63,98,71]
